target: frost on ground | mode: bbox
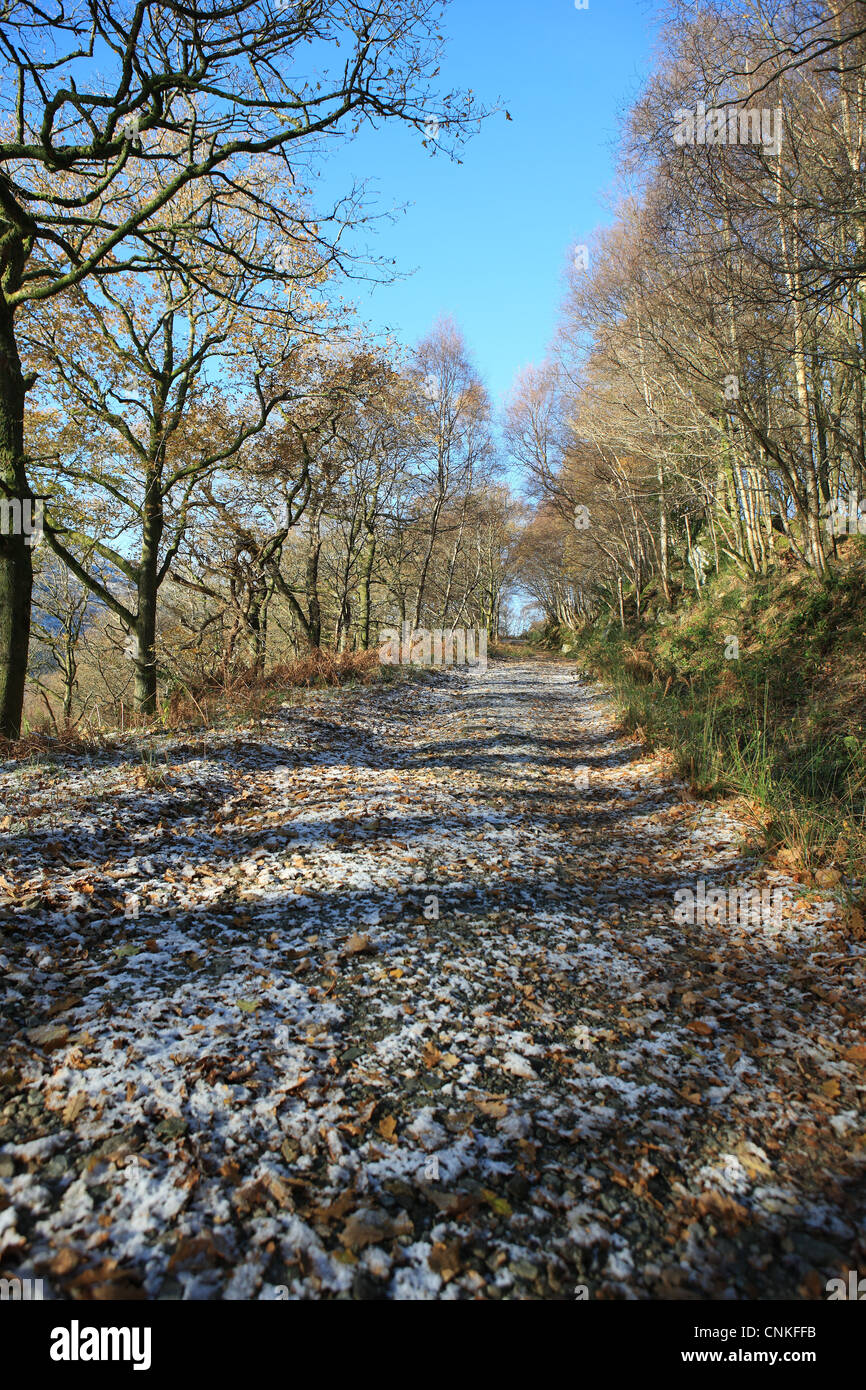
[0,662,864,1300]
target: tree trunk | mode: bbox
[0,302,32,739]
[132,477,163,716]
[304,509,323,649]
[358,526,376,649]
[62,635,77,722]
[413,493,445,629]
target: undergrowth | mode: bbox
[566,557,866,910]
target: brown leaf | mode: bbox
[340,1207,412,1251]
[428,1239,462,1281]
[476,1099,508,1119]
[343,933,375,956]
[66,1258,146,1300]
[232,1179,269,1215]
[62,1092,87,1125]
[422,1042,442,1069]
[89,1280,147,1300]
[378,1114,397,1143]
[815,868,842,888]
[695,1190,749,1234]
[46,994,84,1019]
[49,1247,80,1276]
[25,1023,69,1051]
[168,1232,229,1271]
[417,1183,480,1217]
[313,1186,357,1225]
[262,1173,294,1209]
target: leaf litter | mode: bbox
[0,663,864,1300]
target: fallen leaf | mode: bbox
[695,1189,749,1234]
[344,933,375,956]
[476,1099,507,1119]
[428,1239,462,1281]
[340,1207,412,1251]
[313,1188,356,1224]
[378,1115,397,1143]
[49,1247,80,1276]
[62,1092,87,1125]
[481,1188,512,1217]
[168,1232,229,1271]
[262,1173,294,1209]
[815,868,842,888]
[25,1023,69,1051]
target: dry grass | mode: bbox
[165,648,381,727]
[272,647,381,688]
[0,726,106,762]
[623,647,656,683]
[7,650,384,747]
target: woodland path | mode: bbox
[0,661,863,1299]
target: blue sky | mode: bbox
[313,0,659,411]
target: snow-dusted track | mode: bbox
[0,661,863,1299]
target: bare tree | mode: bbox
[0,0,484,736]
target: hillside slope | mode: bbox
[565,545,866,923]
